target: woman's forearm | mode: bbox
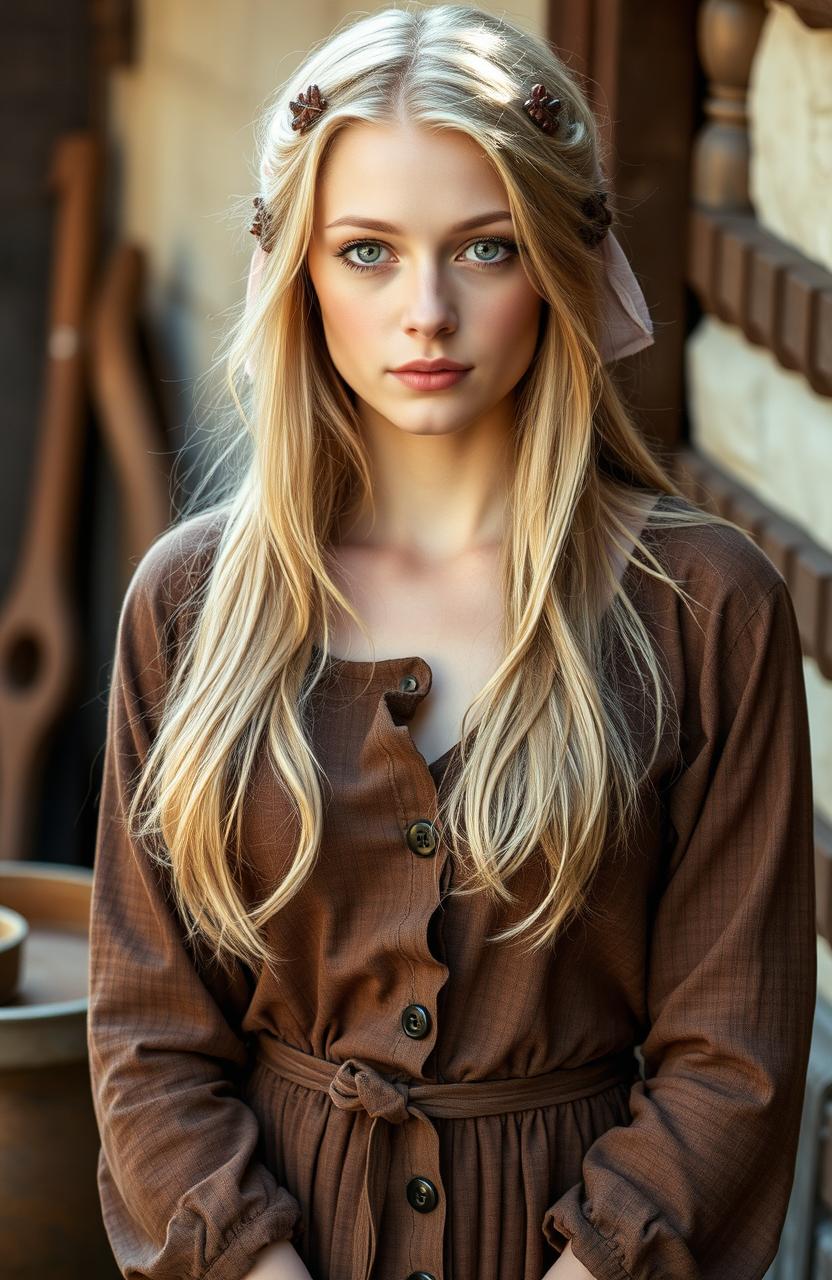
[241,1229,597,1278]
[541,1236,598,1280]
[241,1238,314,1280]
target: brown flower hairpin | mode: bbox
[249,82,330,252]
[289,83,329,133]
[249,195,275,253]
[522,83,563,135]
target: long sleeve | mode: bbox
[87,535,303,1280]
[542,575,817,1279]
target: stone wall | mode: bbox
[685,1,832,993]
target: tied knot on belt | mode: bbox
[329,1056,412,1124]
[327,1057,435,1280]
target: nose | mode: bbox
[401,262,458,339]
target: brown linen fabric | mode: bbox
[87,496,817,1280]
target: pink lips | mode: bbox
[391,368,471,391]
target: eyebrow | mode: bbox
[324,210,514,234]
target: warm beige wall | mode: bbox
[105,0,547,452]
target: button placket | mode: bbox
[385,662,450,1084]
[377,661,449,1279]
[373,710,447,1080]
[392,666,449,800]
[400,1095,446,1280]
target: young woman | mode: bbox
[87,7,817,1280]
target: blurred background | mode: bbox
[0,0,830,1275]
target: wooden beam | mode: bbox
[547,0,700,453]
[687,207,832,396]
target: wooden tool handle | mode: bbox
[0,132,102,861]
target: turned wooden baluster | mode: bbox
[691,0,766,210]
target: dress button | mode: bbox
[405,1273,436,1280]
[401,1003,432,1038]
[406,819,438,857]
[399,673,419,692]
[406,1175,439,1212]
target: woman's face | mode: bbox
[306,121,544,438]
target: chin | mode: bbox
[398,415,469,437]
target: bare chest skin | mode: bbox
[323,543,504,766]
[322,500,652,768]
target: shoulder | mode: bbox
[124,508,229,609]
[643,493,789,654]
[119,507,230,647]
[636,498,807,772]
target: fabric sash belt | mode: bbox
[254,1032,639,1280]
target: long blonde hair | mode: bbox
[127,3,746,976]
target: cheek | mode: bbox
[477,281,541,349]
[317,278,381,370]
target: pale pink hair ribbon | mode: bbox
[595,228,655,362]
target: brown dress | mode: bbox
[87,496,817,1280]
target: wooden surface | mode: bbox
[688,207,832,397]
[547,0,702,452]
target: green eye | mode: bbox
[335,235,519,274]
[466,240,505,263]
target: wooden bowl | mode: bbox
[0,903,28,1004]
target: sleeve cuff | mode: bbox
[542,1186,635,1280]
[201,1192,304,1280]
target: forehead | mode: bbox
[314,121,508,225]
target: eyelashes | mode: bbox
[335,234,520,274]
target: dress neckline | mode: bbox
[309,643,465,770]
[309,498,664,771]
